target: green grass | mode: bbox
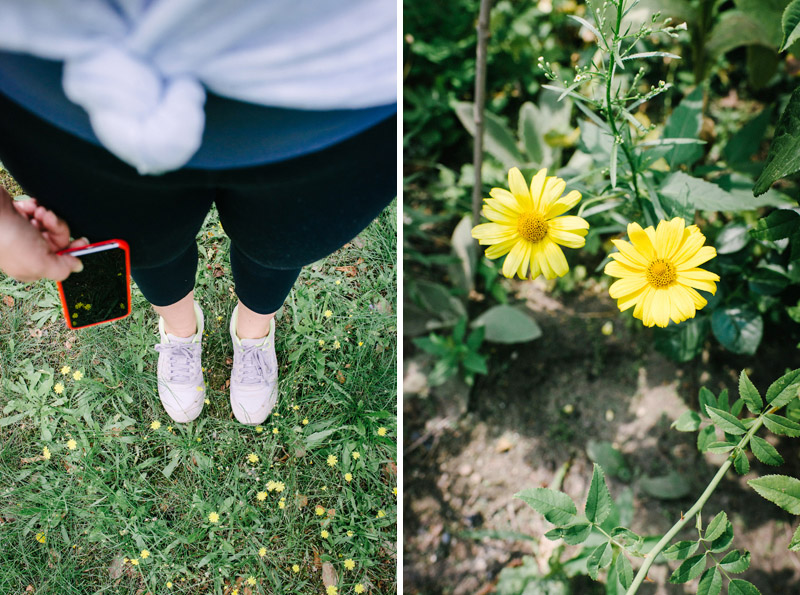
[0,201,397,595]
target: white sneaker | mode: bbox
[229,305,278,426]
[154,301,205,423]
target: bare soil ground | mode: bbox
[404,280,800,594]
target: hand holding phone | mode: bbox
[57,240,131,329]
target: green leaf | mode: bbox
[716,223,750,255]
[663,540,699,561]
[706,441,737,454]
[654,316,708,363]
[748,475,800,514]
[706,406,747,435]
[790,524,800,551]
[750,209,800,242]
[763,413,800,437]
[705,511,728,542]
[639,471,692,500]
[728,579,762,595]
[544,522,592,545]
[710,521,735,552]
[585,464,612,525]
[672,410,702,432]
[706,10,773,58]
[662,172,782,213]
[587,542,612,580]
[661,87,704,170]
[724,109,772,164]
[610,527,642,550]
[697,567,722,595]
[755,86,800,196]
[515,488,578,525]
[711,305,763,355]
[781,0,800,51]
[471,305,542,344]
[750,435,784,465]
[719,550,751,573]
[748,264,791,296]
[452,101,525,167]
[734,450,751,475]
[699,387,717,417]
[616,554,633,590]
[586,441,631,482]
[766,368,800,408]
[518,102,546,164]
[747,45,780,91]
[669,553,707,583]
[697,425,717,452]
[738,370,763,414]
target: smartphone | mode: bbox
[56,239,131,329]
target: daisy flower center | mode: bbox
[517,212,548,243]
[646,258,677,288]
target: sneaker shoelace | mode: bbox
[155,342,201,383]
[235,343,274,385]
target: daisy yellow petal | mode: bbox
[668,285,695,323]
[617,285,648,312]
[548,228,586,249]
[676,246,717,271]
[651,289,671,328]
[549,216,589,233]
[471,222,518,242]
[610,238,649,268]
[545,190,582,219]
[482,205,517,224]
[682,285,708,309]
[527,168,548,212]
[609,276,648,299]
[640,287,657,327]
[540,176,566,211]
[541,239,569,279]
[517,242,532,279]
[632,286,651,322]
[502,240,527,278]
[509,167,533,210]
[604,259,643,278]
[676,269,719,293]
[488,189,523,213]
[655,217,685,260]
[485,238,518,259]
[528,244,543,279]
[627,223,656,261]
[671,227,705,264]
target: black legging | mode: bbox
[0,91,396,314]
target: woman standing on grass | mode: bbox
[0,0,396,425]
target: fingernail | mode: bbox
[73,260,84,273]
[80,237,89,244]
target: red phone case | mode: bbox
[56,239,132,330]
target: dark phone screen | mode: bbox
[60,246,129,328]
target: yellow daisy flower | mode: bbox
[256,425,264,433]
[327,586,338,595]
[293,404,300,410]
[53,382,64,394]
[208,512,220,523]
[327,455,338,467]
[344,473,352,482]
[259,547,267,557]
[42,446,51,460]
[257,491,267,501]
[321,529,329,538]
[72,370,83,381]
[273,481,285,492]
[247,576,256,586]
[377,427,387,437]
[302,418,309,425]
[604,218,719,328]
[67,439,77,450]
[471,167,589,279]
[316,505,325,516]
[292,564,300,573]
[355,584,365,594]
[35,532,46,543]
[248,453,259,464]
[272,428,279,435]
[324,310,333,318]
[167,581,173,589]
[347,530,354,537]
[130,558,139,565]
[150,420,161,430]
[140,549,150,559]
[333,340,341,349]
[351,451,360,460]
[377,510,386,519]
[60,366,71,375]
[344,559,355,570]
[279,499,286,509]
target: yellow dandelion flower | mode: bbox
[53,382,64,394]
[130,558,139,565]
[140,549,150,559]
[344,472,352,482]
[321,529,329,538]
[42,446,51,460]
[327,454,338,467]
[273,481,285,492]
[247,576,256,586]
[335,280,341,285]
[257,491,267,501]
[167,582,173,589]
[60,366,71,375]
[259,547,267,557]
[471,167,589,279]
[302,418,309,425]
[377,427,387,437]
[278,499,286,509]
[35,532,46,543]
[604,218,719,328]
[377,510,386,518]
[204,397,210,404]
[256,425,264,433]
[344,559,355,571]
[272,427,279,435]
[67,439,77,450]
[150,420,161,430]
[351,451,360,460]
[248,453,259,464]
[324,310,333,318]
[355,584,365,594]
[315,505,325,516]
[292,564,300,573]
[72,370,83,381]
[333,340,341,349]
[208,511,220,523]
[293,404,300,410]
[347,530,354,537]
[327,585,338,595]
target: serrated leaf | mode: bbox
[697,567,723,595]
[750,210,800,242]
[706,406,747,435]
[610,527,642,549]
[587,542,612,580]
[750,435,784,466]
[790,524,800,551]
[734,450,751,475]
[748,475,800,514]
[716,223,750,255]
[585,464,612,525]
[705,511,728,542]
[699,386,717,417]
[764,413,800,437]
[697,426,717,452]
[669,553,707,583]
[545,522,592,545]
[616,554,633,590]
[765,368,800,408]
[755,86,800,196]
[728,579,762,595]
[711,306,763,355]
[738,371,763,414]
[719,550,751,573]
[515,488,578,525]
[781,0,800,51]
[663,540,699,561]
[673,410,702,432]
[710,522,735,553]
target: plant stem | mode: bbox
[472,0,492,238]
[625,412,771,594]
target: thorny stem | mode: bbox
[625,408,777,594]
